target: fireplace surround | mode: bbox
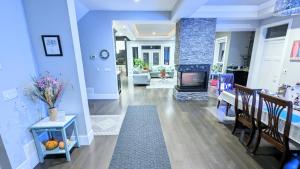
[175,64,210,92]
[173,64,211,101]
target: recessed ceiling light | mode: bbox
[152,32,156,35]
[134,0,140,2]
[122,25,126,29]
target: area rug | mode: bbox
[109,105,171,169]
[91,114,125,135]
[146,78,176,89]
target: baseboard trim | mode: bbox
[78,129,94,145]
[88,93,119,100]
[16,140,39,169]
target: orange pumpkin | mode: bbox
[44,139,59,150]
[58,141,65,149]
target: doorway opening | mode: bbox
[113,21,176,89]
[210,31,255,94]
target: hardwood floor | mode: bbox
[35,75,279,169]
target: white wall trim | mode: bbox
[78,129,94,145]
[16,140,39,169]
[88,93,119,100]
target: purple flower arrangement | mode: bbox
[31,74,64,109]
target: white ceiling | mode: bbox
[79,0,271,11]
[135,24,175,36]
[80,0,178,11]
[205,0,269,6]
[78,0,276,31]
[114,21,175,40]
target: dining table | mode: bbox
[218,90,300,145]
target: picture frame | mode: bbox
[290,40,300,61]
[41,35,63,56]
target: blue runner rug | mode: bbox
[109,105,172,169]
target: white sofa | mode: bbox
[133,72,150,85]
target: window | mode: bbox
[132,47,138,61]
[164,47,170,65]
[218,42,225,62]
[141,45,161,50]
[143,53,149,65]
[266,24,288,39]
[153,52,160,65]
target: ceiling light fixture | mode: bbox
[274,0,300,16]
[152,32,156,35]
[122,25,126,29]
[134,0,140,2]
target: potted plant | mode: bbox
[133,59,145,69]
[30,74,64,121]
[143,63,149,71]
[160,68,166,78]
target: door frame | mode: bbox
[213,37,228,73]
[247,18,293,88]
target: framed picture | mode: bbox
[41,35,63,56]
[290,40,300,61]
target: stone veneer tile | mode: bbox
[175,18,216,65]
[173,88,209,101]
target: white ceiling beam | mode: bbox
[189,0,275,20]
[257,0,276,19]
[171,0,208,21]
[191,6,258,20]
[216,20,260,32]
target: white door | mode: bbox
[257,38,285,92]
[142,50,161,67]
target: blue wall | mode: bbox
[0,0,93,168]
[0,0,42,168]
[23,0,92,136]
[78,11,170,99]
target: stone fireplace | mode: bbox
[173,18,216,101]
[175,64,210,92]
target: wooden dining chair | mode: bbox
[232,84,257,147]
[252,92,293,169]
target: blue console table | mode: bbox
[31,115,80,163]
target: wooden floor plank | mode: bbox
[35,76,278,169]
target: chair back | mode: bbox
[257,92,293,151]
[234,84,256,121]
[218,73,234,95]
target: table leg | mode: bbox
[73,120,80,148]
[61,128,71,161]
[217,101,220,108]
[32,130,44,163]
[225,103,231,116]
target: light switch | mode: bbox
[2,88,18,101]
